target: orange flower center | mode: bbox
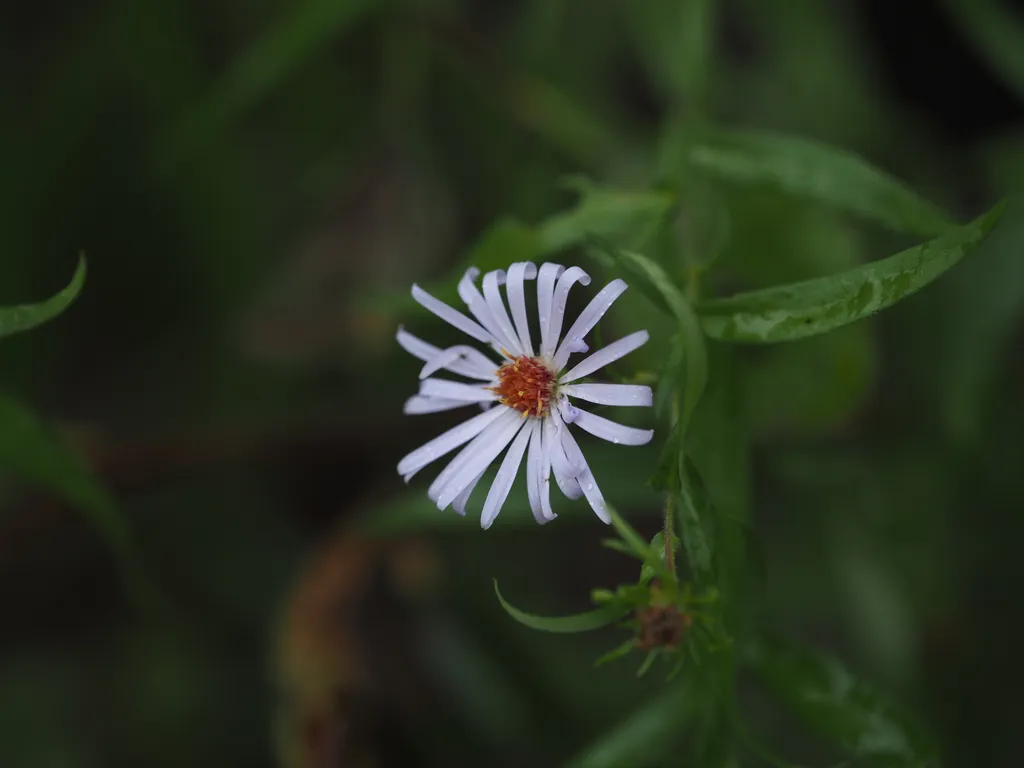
[489,354,556,418]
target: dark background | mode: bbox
[1,0,1023,765]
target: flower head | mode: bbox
[396,262,653,528]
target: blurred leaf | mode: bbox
[566,681,695,768]
[540,180,675,254]
[943,0,1024,100]
[654,331,685,419]
[745,634,939,766]
[0,392,149,602]
[599,246,707,432]
[171,0,377,144]
[697,201,1005,343]
[0,256,86,340]
[744,324,877,437]
[493,580,629,633]
[623,0,714,109]
[689,129,954,237]
[677,479,713,589]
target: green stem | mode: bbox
[663,494,677,575]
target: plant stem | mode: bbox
[664,494,677,575]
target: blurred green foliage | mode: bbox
[2,0,1024,766]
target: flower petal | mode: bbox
[544,414,583,500]
[397,405,505,478]
[420,378,498,403]
[458,268,521,354]
[482,269,524,356]
[552,279,628,369]
[572,408,654,446]
[412,285,494,345]
[419,345,498,380]
[561,383,653,407]
[453,469,486,516]
[397,327,491,379]
[436,416,527,510]
[403,395,477,415]
[537,263,565,357]
[506,262,537,356]
[480,420,534,529]
[527,420,555,523]
[428,408,519,501]
[559,426,610,523]
[559,330,649,383]
[543,267,591,358]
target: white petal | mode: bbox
[572,408,654,446]
[544,414,583,500]
[419,345,498,380]
[480,420,534,529]
[561,383,653,407]
[419,378,498,403]
[543,267,591,358]
[482,270,524,356]
[552,279,628,370]
[453,469,486,516]
[397,327,491,379]
[403,395,476,415]
[559,426,610,523]
[428,408,520,501]
[458,269,521,354]
[396,326,440,361]
[397,405,505,478]
[537,263,565,357]
[412,285,494,345]
[436,416,527,510]
[560,330,649,383]
[526,421,555,523]
[506,262,537,356]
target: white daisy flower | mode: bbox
[396,262,653,529]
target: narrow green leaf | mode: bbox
[566,682,695,768]
[539,180,675,254]
[697,202,1005,343]
[689,129,955,236]
[493,580,629,633]
[0,256,86,339]
[607,503,658,562]
[635,650,658,677]
[0,392,152,607]
[595,639,636,667]
[942,0,1024,101]
[677,483,713,588]
[599,246,708,431]
[654,332,686,420]
[745,634,939,765]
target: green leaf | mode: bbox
[677,481,713,588]
[595,639,636,667]
[697,201,1005,343]
[493,580,629,633]
[942,0,1024,102]
[598,246,708,432]
[0,392,151,606]
[607,503,659,563]
[0,256,86,339]
[689,129,955,237]
[539,179,675,254]
[745,634,939,765]
[566,682,696,768]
